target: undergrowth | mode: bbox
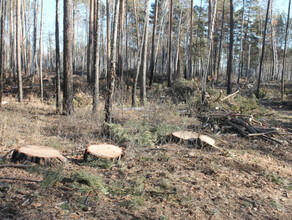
[38,166,108,195]
[104,120,179,147]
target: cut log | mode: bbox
[11,145,67,165]
[171,131,199,143]
[84,144,123,161]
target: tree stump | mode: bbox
[11,145,67,165]
[84,144,123,161]
[171,131,199,143]
[197,135,216,148]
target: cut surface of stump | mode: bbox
[84,144,123,160]
[198,135,216,147]
[172,131,199,142]
[12,145,67,165]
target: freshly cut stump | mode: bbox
[198,135,222,151]
[84,144,123,161]
[172,131,199,143]
[198,135,216,147]
[11,145,67,165]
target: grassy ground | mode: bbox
[0,77,291,219]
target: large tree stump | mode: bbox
[84,144,123,161]
[11,145,67,165]
[171,131,199,143]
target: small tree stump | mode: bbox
[171,131,199,143]
[11,145,67,165]
[198,135,216,147]
[84,144,123,161]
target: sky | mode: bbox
[41,0,291,49]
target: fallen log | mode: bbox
[220,90,239,101]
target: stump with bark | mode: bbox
[84,144,123,161]
[11,145,67,165]
[171,131,199,143]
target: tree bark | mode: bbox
[149,0,158,87]
[256,0,270,98]
[39,0,44,101]
[30,0,38,84]
[55,0,61,113]
[0,0,5,107]
[92,0,99,113]
[202,0,218,102]
[133,0,140,48]
[188,0,193,79]
[105,0,119,123]
[87,0,94,83]
[140,0,150,105]
[16,0,23,103]
[236,0,245,91]
[281,0,291,99]
[168,0,173,86]
[226,0,234,95]
[63,0,74,115]
[216,0,225,83]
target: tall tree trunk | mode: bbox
[87,0,94,83]
[174,9,182,76]
[226,0,234,95]
[270,0,277,81]
[10,0,15,81]
[39,0,44,101]
[92,0,99,113]
[281,0,291,99]
[63,0,74,115]
[105,0,119,123]
[30,0,38,84]
[140,0,150,105]
[202,0,218,102]
[194,0,203,77]
[118,0,124,92]
[236,0,245,90]
[0,0,5,107]
[55,0,61,113]
[168,0,173,86]
[256,0,270,98]
[188,0,193,79]
[133,0,140,48]
[149,0,158,87]
[21,0,26,75]
[132,0,149,107]
[72,0,76,72]
[106,0,110,77]
[216,0,225,83]
[16,0,23,103]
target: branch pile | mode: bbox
[200,111,282,145]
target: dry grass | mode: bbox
[0,79,291,219]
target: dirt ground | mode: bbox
[0,78,291,219]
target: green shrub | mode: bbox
[105,120,180,147]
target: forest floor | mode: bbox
[0,75,291,219]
